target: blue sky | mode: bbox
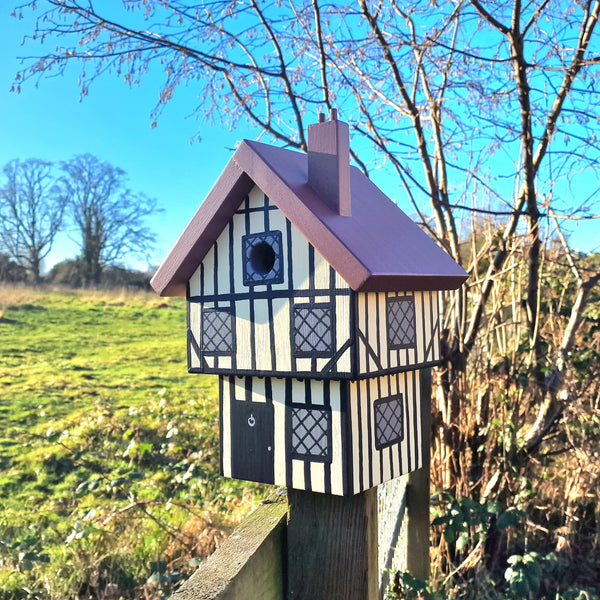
[1,6,598,275]
[1,7,260,271]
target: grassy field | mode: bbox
[0,286,266,599]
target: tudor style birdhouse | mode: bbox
[151,111,467,496]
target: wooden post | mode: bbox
[286,488,378,600]
[170,499,287,600]
[405,368,432,580]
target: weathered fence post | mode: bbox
[286,488,378,600]
[170,498,288,600]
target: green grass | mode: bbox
[0,286,267,600]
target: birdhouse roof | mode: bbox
[151,139,468,296]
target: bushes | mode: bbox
[45,259,153,289]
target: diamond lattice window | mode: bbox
[202,308,233,354]
[291,406,332,462]
[293,304,333,357]
[387,296,416,349]
[374,395,404,450]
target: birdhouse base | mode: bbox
[219,371,424,495]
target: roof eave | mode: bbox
[150,159,253,297]
[355,272,469,293]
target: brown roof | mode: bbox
[151,139,468,296]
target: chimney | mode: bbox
[307,109,351,216]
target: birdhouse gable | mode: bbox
[187,185,355,379]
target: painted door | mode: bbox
[230,400,275,484]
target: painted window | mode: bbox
[293,304,334,357]
[290,405,332,462]
[242,230,284,285]
[374,394,404,450]
[387,296,416,350]
[201,307,234,354]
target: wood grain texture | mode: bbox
[170,499,287,600]
[286,488,378,600]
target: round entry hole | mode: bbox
[250,241,276,275]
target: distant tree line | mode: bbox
[0,154,159,287]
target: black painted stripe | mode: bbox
[219,376,224,476]
[286,218,294,290]
[419,291,427,364]
[242,197,257,372]
[365,379,373,490]
[264,198,277,373]
[386,292,392,372]
[304,378,312,406]
[227,219,238,372]
[340,382,351,496]
[308,244,318,374]
[229,375,236,404]
[308,244,315,296]
[188,287,351,304]
[396,374,403,475]
[188,328,202,370]
[235,204,279,215]
[324,380,332,494]
[356,381,364,493]
[387,374,394,479]
[349,290,358,378]
[187,359,443,380]
[228,219,235,295]
[285,378,293,489]
[425,311,439,363]
[377,375,383,486]
[249,294,256,374]
[186,282,192,371]
[412,369,420,469]
[213,236,219,309]
[400,373,409,472]
[244,195,251,232]
[376,292,382,371]
[319,339,353,375]
[286,218,296,374]
[263,194,269,228]
[328,267,338,376]
[244,376,252,403]
[364,293,370,372]
[304,455,312,491]
[357,329,384,371]
[432,291,438,360]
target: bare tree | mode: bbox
[15,0,600,445]
[12,0,600,581]
[61,154,158,286]
[0,158,66,283]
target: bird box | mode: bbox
[151,111,467,495]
